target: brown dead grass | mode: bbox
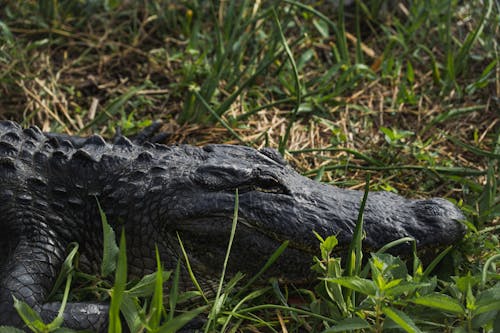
[0,1,498,205]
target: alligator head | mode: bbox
[156,144,466,284]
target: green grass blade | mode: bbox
[220,287,272,332]
[375,237,416,255]
[157,306,208,333]
[422,246,453,278]
[12,296,47,332]
[289,147,383,166]
[346,175,370,277]
[119,295,142,333]
[482,254,500,287]
[96,199,119,277]
[176,233,209,304]
[303,164,487,177]
[334,0,349,63]
[46,243,79,300]
[208,2,224,61]
[236,241,288,298]
[271,8,302,154]
[0,20,14,45]
[321,317,370,333]
[125,271,171,298]
[354,0,364,64]
[148,247,164,329]
[108,230,127,333]
[206,189,240,331]
[168,261,181,321]
[0,326,25,333]
[423,105,486,133]
[284,0,349,63]
[236,304,337,324]
[344,175,370,304]
[445,135,500,159]
[191,88,247,145]
[47,245,79,330]
[455,0,493,76]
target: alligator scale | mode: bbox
[0,120,465,331]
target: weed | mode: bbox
[0,0,498,331]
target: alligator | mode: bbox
[0,120,465,331]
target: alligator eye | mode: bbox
[193,164,289,194]
[238,176,289,195]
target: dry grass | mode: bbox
[1,2,499,331]
[0,1,498,207]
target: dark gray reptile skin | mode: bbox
[0,120,465,331]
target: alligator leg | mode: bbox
[0,237,108,331]
[121,120,170,144]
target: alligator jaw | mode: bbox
[172,214,318,283]
[168,179,465,281]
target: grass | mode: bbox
[0,0,499,332]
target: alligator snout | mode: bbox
[412,198,464,220]
[410,198,466,245]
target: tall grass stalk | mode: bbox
[272,8,302,154]
[205,189,240,331]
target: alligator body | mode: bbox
[0,120,465,331]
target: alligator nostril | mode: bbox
[417,201,447,216]
[412,198,465,221]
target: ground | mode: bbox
[0,1,498,332]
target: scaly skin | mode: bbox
[0,120,465,331]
